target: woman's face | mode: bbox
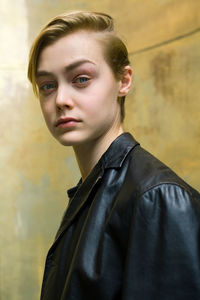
[36,31,129,147]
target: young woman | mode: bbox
[28,11,200,300]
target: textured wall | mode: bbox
[0,0,199,299]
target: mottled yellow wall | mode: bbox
[0,0,199,299]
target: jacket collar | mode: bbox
[67,133,139,199]
[50,132,139,250]
[100,132,140,169]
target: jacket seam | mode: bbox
[136,181,193,201]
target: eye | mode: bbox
[72,76,90,87]
[76,77,89,83]
[43,83,55,90]
[39,82,57,95]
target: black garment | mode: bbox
[41,133,200,300]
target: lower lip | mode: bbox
[57,121,79,128]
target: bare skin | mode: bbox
[74,126,124,180]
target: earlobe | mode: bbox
[118,66,132,97]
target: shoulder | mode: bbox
[116,143,200,225]
[138,183,200,225]
[125,143,200,200]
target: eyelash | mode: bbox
[39,82,57,95]
[72,76,90,87]
[38,75,91,96]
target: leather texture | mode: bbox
[41,133,200,300]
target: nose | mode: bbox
[55,84,74,110]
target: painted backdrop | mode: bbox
[0,0,199,299]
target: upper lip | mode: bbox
[55,117,79,127]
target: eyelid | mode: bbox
[72,75,91,86]
[38,81,57,95]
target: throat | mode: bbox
[73,127,124,181]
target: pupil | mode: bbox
[79,77,87,82]
[46,84,53,89]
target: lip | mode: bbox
[55,117,80,128]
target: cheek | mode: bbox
[40,102,53,127]
[85,84,119,112]
[83,97,118,126]
[81,98,105,121]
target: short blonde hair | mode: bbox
[28,11,130,121]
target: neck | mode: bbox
[73,126,124,181]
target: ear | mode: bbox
[118,66,132,97]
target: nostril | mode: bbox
[56,102,73,111]
[55,90,74,109]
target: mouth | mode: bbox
[55,117,80,128]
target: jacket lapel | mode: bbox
[49,167,103,251]
[48,133,139,252]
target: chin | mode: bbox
[53,129,108,147]
[56,137,79,147]
[54,132,86,147]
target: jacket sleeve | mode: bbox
[122,183,200,300]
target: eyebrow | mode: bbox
[36,59,96,78]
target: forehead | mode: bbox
[37,31,105,71]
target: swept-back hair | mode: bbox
[28,11,130,121]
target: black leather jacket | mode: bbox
[41,133,200,300]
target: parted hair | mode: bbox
[27,11,130,121]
